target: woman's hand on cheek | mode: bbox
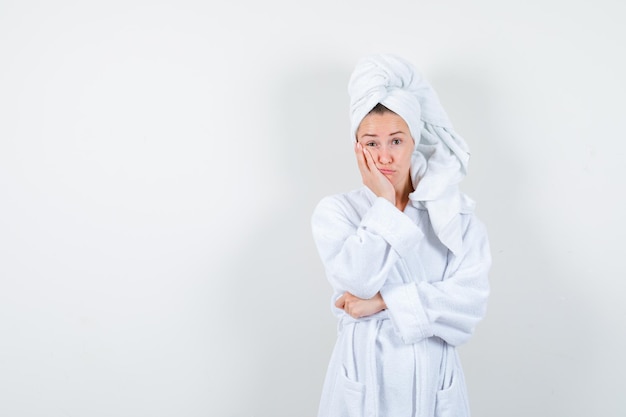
[335,291,387,319]
[354,142,395,205]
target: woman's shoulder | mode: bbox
[317,186,374,206]
[312,187,374,219]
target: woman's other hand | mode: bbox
[355,142,395,205]
[335,291,387,319]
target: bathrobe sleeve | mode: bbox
[311,194,424,300]
[380,214,491,346]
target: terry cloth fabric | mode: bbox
[348,53,473,255]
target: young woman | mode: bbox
[311,54,491,417]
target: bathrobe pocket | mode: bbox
[329,366,366,417]
[435,346,469,417]
[434,372,466,417]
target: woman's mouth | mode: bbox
[379,169,395,175]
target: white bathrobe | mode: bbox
[311,186,491,417]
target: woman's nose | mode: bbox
[378,147,392,164]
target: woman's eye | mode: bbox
[366,142,376,147]
[392,139,401,145]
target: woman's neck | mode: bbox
[395,177,414,211]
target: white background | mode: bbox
[1,1,625,416]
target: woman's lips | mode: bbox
[379,169,395,175]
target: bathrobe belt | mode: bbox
[338,313,431,417]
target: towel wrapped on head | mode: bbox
[348,54,474,255]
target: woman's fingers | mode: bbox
[356,142,377,173]
[336,292,386,319]
[354,142,395,205]
[361,144,377,171]
[354,142,370,176]
[334,293,346,309]
[355,142,378,179]
[356,143,396,204]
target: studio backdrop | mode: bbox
[1,1,625,416]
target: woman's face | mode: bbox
[356,111,415,190]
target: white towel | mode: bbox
[348,54,473,255]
